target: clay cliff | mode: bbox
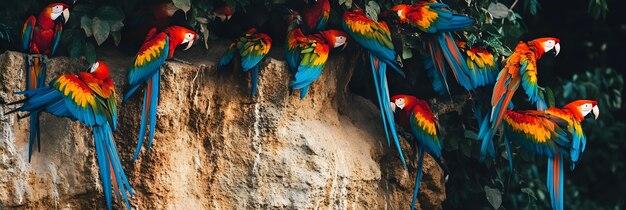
[0,42,445,209]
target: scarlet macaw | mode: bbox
[502,100,599,210]
[479,37,561,158]
[4,61,134,210]
[21,2,70,162]
[287,27,348,98]
[286,10,306,74]
[343,9,408,167]
[218,28,272,97]
[456,41,500,89]
[123,26,197,160]
[301,0,330,33]
[390,95,442,210]
[390,2,475,95]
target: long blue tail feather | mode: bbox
[250,65,259,97]
[379,62,408,169]
[423,54,449,95]
[437,33,473,91]
[147,70,160,150]
[547,153,564,210]
[369,55,391,147]
[411,147,425,210]
[94,123,134,210]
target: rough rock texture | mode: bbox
[0,42,445,209]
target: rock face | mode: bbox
[0,43,445,209]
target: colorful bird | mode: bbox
[390,1,476,95]
[121,0,186,51]
[21,2,70,162]
[218,28,272,97]
[390,94,442,210]
[287,28,348,98]
[479,37,561,158]
[301,0,330,33]
[456,40,500,89]
[286,10,307,73]
[502,100,599,210]
[213,2,234,21]
[342,9,408,168]
[123,26,197,160]
[4,61,134,210]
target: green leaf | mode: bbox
[527,0,540,15]
[464,130,477,140]
[92,17,110,46]
[365,1,380,21]
[83,42,96,63]
[111,30,121,46]
[402,45,413,59]
[339,0,352,8]
[80,16,93,37]
[484,186,502,209]
[110,21,124,32]
[487,3,510,19]
[173,0,191,13]
[96,6,124,22]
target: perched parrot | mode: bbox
[123,26,197,160]
[390,95,443,210]
[4,61,134,210]
[390,1,476,95]
[342,9,408,168]
[218,28,272,97]
[301,0,330,33]
[502,100,599,210]
[213,1,234,21]
[20,2,70,162]
[456,41,500,88]
[478,37,561,158]
[121,0,186,51]
[286,10,307,71]
[287,26,348,98]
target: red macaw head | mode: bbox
[88,61,110,79]
[529,37,561,57]
[389,4,411,23]
[320,29,349,50]
[167,26,197,50]
[213,3,233,21]
[43,3,70,23]
[564,100,599,120]
[390,94,422,113]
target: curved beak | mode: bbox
[226,15,232,20]
[341,41,348,51]
[62,8,70,24]
[554,43,560,56]
[592,105,599,120]
[183,39,194,50]
[390,102,396,113]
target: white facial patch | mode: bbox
[334,36,347,48]
[89,62,99,73]
[182,33,195,50]
[579,103,593,117]
[543,40,556,53]
[396,9,403,17]
[394,98,406,110]
[51,5,64,20]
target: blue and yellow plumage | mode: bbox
[218,28,272,97]
[343,9,407,168]
[5,61,133,210]
[123,26,197,160]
